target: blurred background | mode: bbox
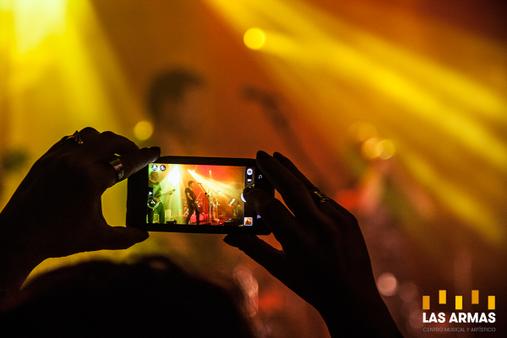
[0,0,506,337]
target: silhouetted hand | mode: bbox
[0,128,158,295]
[224,151,401,338]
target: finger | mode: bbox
[97,226,149,250]
[81,131,140,160]
[319,199,359,227]
[246,188,304,249]
[273,152,356,222]
[46,127,100,154]
[224,234,286,281]
[79,126,100,139]
[45,135,72,155]
[119,146,160,179]
[256,151,321,221]
[99,146,160,189]
[273,152,316,191]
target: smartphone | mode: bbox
[127,156,273,234]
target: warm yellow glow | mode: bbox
[349,122,378,142]
[206,0,507,170]
[158,165,183,219]
[206,0,507,246]
[361,138,396,160]
[1,0,144,276]
[7,0,67,55]
[133,120,154,141]
[243,27,266,50]
[187,169,238,198]
[361,137,382,160]
[378,139,396,160]
[165,165,182,187]
[401,152,503,244]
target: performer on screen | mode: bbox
[147,171,165,224]
[185,180,200,225]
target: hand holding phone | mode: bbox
[224,151,402,338]
[0,128,155,296]
[127,156,274,234]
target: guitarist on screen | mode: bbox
[185,180,200,225]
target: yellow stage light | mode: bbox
[349,122,378,142]
[402,152,504,245]
[209,0,507,171]
[133,120,154,141]
[4,0,67,55]
[243,27,266,50]
[165,165,182,187]
[206,0,506,246]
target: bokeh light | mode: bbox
[243,27,266,50]
[133,120,154,141]
[377,272,398,297]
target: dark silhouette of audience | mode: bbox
[0,127,402,337]
[2,256,254,338]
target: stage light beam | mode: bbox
[208,0,507,172]
[6,0,67,55]
[187,169,239,198]
[205,0,506,245]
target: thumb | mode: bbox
[224,234,285,280]
[99,226,149,250]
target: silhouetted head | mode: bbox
[146,68,206,152]
[148,69,202,112]
[188,180,195,188]
[1,256,254,338]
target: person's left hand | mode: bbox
[0,127,158,266]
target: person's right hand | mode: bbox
[0,128,158,296]
[224,151,401,337]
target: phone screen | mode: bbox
[127,156,271,233]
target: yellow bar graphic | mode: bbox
[471,290,479,305]
[439,290,447,304]
[455,295,463,310]
[488,296,495,310]
[422,295,430,310]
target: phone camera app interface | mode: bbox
[147,163,255,227]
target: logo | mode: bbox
[421,290,496,334]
